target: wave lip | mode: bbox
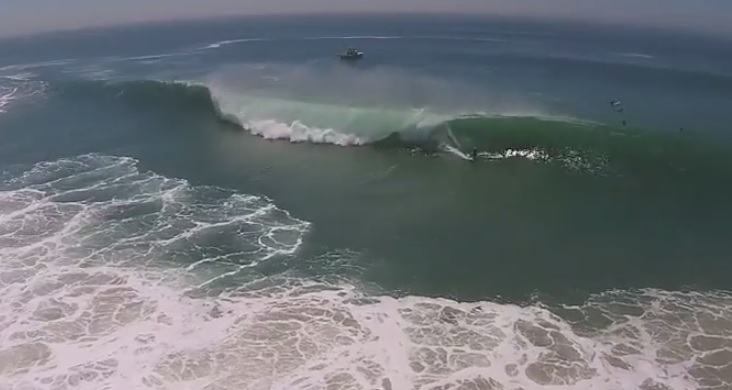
[49,76,551,155]
[44,75,732,178]
[208,90,450,147]
[202,63,548,150]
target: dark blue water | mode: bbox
[0,14,731,390]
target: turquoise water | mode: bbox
[0,15,731,390]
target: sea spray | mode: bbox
[39,76,732,177]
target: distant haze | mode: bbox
[1,0,731,38]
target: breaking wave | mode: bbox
[47,74,551,149]
[44,73,732,179]
[0,154,730,390]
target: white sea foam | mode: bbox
[0,58,78,73]
[0,78,46,115]
[0,72,36,81]
[100,52,191,65]
[246,119,366,146]
[203,63,546,149]
[0,87,17,113]
[202,38,269,50]
[481,148,549,161]
[0,154,729,390]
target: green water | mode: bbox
[1,15,732,389]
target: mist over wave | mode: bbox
[204,63,548,145]
[2,18,732,389]
[27,71,731,178]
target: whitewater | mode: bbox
[202,63,554,149]
[1,14,732,390]
[1,154,729,390]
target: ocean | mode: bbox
[1,14,731,390]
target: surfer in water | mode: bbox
[471,147,478,161]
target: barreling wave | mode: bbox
[46,78,732,178]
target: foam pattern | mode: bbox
[0,155,729,390]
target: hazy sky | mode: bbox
[1,0,731,38]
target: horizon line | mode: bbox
[0,11,728,42]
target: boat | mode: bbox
[339,48,364,60]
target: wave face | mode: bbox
[211,93,445,146]
[49,73,545,149]
[202,63,547,146]
[0,154,730,390]
[44,73,732,181]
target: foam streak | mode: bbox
[0,157,727,389]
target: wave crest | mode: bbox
[43,74,732,177]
